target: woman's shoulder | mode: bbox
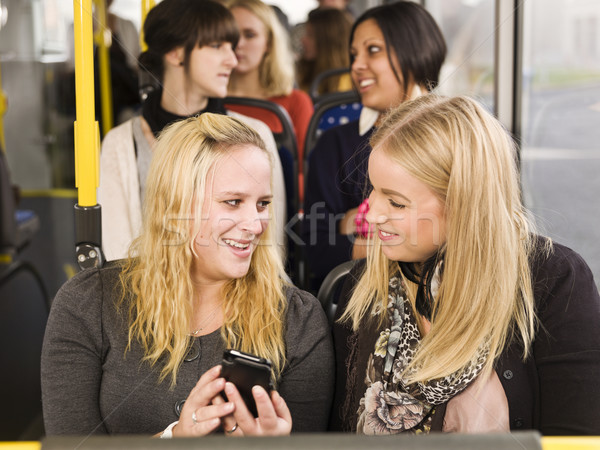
[310,120,362,158]
[284,284,321,309]
[530,236,594,282]
[50,261,124,319]
[282,285,332,351]
[529,236,599,313]
[283,285,328,326]
[102,117,135,145]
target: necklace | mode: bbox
[190,301,223,336]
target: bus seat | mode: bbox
[316,259,360,325]
[309,67,353,102]
[0,260,49,440]
[1,150,39,261]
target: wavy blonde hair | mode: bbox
[227,0,295,97]
[120,113,287,385]
[341,95,539,384]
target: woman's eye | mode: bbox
[257,200,271,211]
[243,31,256,39]
[210,42,222,49]
[224,199,241,207]
[368,45,382,54]
[389,199,405,209]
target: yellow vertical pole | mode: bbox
[93,0,114,136]
[73,0,104,269]
[73,0,99,207]
[140,0,155,51]
[0,62,6,151]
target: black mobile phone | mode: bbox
[221,349,273,417]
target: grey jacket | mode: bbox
[42,262,334,435]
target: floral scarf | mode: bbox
[345,276,487,434]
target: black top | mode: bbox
[302,121,374,292]
[330,239,600,435]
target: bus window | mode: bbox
[520,0,600,288]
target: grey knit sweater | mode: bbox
[41,263,334,435]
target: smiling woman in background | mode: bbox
[302,1,447,291]
[42,114,333,436]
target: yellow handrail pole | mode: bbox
[74,0,104,269]
[93,0,114,136]
[73,0,99,207]
[0,62,7,151]
[140,0,155,51]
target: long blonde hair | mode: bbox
[120,113,287,385]
[227,0,295,97]
[342,95,538,384]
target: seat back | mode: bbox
[0,261,49,440]
[309,67,353,102]
[316,259,359,325]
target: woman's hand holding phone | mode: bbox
[214,381,292,436]
[171,365,235,437]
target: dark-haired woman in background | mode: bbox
[302,2,447,291]
[98,0,286,262]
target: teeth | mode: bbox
[223,239,250,249]
[360,79,375,88]
[380,230,394,237]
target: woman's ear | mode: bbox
[165,46,185,67]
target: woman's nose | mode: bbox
[226,46,238,68]
[365,195,385,225]
[351,52,367,72]
[239,209,264,236]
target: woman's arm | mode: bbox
[277,288,334,432]
[533,242,600,434]
[41,270,108,435]
[302,126,364,289]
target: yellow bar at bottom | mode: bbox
[542,436,600,450]
[0,443,41,450]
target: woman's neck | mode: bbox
[228,69,266,99]
[190,282,226,335]
[160,76,209,116]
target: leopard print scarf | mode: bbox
[351,276,487,434]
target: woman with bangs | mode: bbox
[99,0,286,262]
[42,114,333,436]
[330,95,600,434]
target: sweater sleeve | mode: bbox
[277,287,334,432]
[41,269,109,435]
[531,242,600,434]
